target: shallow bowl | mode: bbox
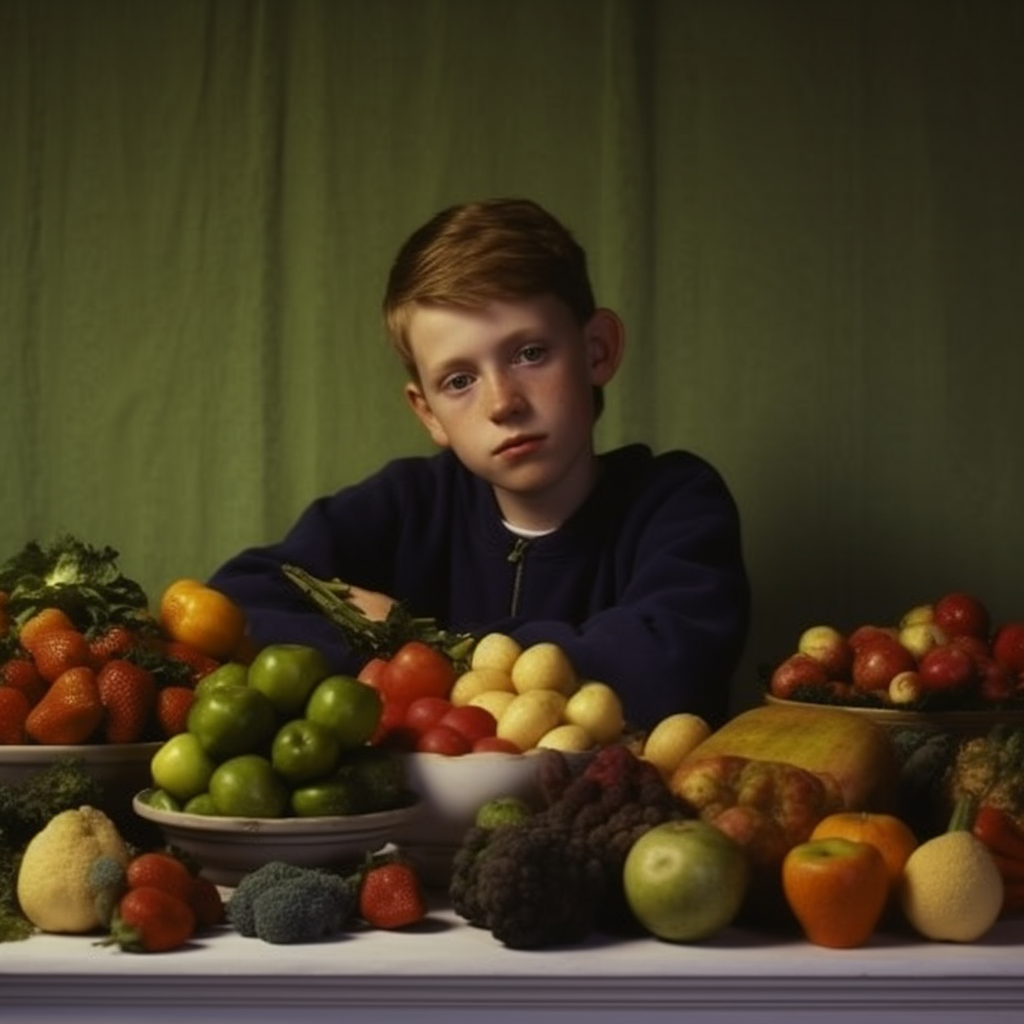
[0,742,161,818]
[764,694,1024,736]
[132,790,423,886]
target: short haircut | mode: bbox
[383,197,598,379]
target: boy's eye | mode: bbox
[516,344,546,364]
[442,372,474,393]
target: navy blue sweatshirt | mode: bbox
[207,444,750,729]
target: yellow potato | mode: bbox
[510,642,577,695]
[468,689,517,721]
[536,722,596,753]
[496,690,567,751]
[449,667,516,706]
[642,712,712,781]
[471,632,523,674]
[563,681,625,746]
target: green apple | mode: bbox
[290,777,364,818]
[247,643,331,719]
[187,684,277,760]
[271,718,341,785]
[193,660,249,700]
[622,820,749,942]
[182,792,218,816]
[150,732,216,804]
[305,674,382,750]
[208,754,290,818]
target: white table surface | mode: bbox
[3,902,1024,1024]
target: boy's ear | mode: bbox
[585,308,625,386]
[404,382,451,448]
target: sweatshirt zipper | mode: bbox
[507,537,530,616]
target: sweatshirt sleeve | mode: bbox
[205,459,431,675]
[496,456,750,731]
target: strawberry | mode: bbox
[89,624,139,664]
[126,852,195,903]
[155,685,195,737]
[97,659,157,743]
[162,641,220,685]
[105,886,196,953]
[358,861,427,929]
[30,627,94,683]
[24,665,104,745]
[0,687,31,744]
[188,875,226,929]
[18,607,77,654]
[0,657,48,706]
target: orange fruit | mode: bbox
[782,837,890,948]
[159,579,247,660]
[810,811,918,896]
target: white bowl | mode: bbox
[133,790,424,885]
[0,742,161,818]
[392,748,591,886]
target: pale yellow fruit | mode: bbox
[497,689,567,751]
[16,806,130,934]
[471,632,523,674]
[510,642,577,695]
[536,722,596,753]
[642,713,712,781]
[899,603,934,628]
[899,831,1003,942]
[450,667,516,706]
[468,689,517,721]
[563,681,625,746]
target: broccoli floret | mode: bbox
[87,854,128,929]
[227,862,310,936]
[474,796,534,830]
[250,872,356,944]
[226,861,356,943]
[448,745,687,947]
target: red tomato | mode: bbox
[358,657,390,689]
[440,704,497,745]
[415,724,471,756]
[380,642,455,705]
[404,696,453,736]
[372,696,415,750]
[472,735,522,754]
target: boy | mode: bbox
[208,198,749,728]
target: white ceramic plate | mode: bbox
[133,790,425,885]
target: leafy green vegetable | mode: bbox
[0,533,155,637]
[281,563,475,666]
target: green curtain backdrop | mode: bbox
[2,0,1022,713]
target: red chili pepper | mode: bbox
[971,805,1024,863]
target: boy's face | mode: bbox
[403,295,623,530]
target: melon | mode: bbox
[675,703,898,811]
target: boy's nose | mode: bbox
[487,376,526,421]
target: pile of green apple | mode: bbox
[147,644,406,819]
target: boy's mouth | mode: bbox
[494,433,545,458]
